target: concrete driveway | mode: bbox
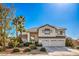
[45,47,79,56]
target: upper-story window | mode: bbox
[42,28,52,35]
[59,31,63,35]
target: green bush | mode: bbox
[24,42,29,47]
[18,43,24,47]
[28,42,32,44]
[0,43,2,46]
[0,48,3,52]
[37,44,42,47]
[34,41,42,47]
[14,37,22,43]
[24,42,33,47]
[29,45,37,50]
[8,42,14,48]
[76,46,79,49]
[23,47,31,52]
[12,48,20,53]
[65,38,74,48]
[40,47,46,52]
[35,41,38,46]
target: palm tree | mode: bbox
[12,16,25,48]
[13,16,25,37]
[13,17,19,37]
[17,16,25,37]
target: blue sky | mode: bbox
[6,3,79,39]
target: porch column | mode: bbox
[27,32,30,42]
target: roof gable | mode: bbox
[38,24,57,29]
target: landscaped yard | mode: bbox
[0,47,47,56]
[1,4,79,56]
[0,41,47,56]
[0,46,79,56]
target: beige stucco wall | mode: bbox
[30,32,38,41]
[57,29,65,36]
[38,26,65,37]
[38,26,57,37]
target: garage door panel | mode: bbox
[39,38,65,46]
[50,40,65,46]
[42,39,50,46]
[42,40,49,46]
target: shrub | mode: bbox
[76,46,79,49]
[13,40,20,48]
[23,47,31,52]
[35,41,42,47]
[0,43,2,46]
[35,41,38,46]
[28,42,32,44]
[24,42,33,47]
[18,43,24,47]
[24,42,29,47]
[65,38,74,48]
[18,37,23,43]
[29,45,37,50]
[40,47,46,52]
[0,47,3,52]
[37,44,42,47]
[8,42,14,48]
[12,48,20,53]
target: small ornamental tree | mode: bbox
[65,37,74,48]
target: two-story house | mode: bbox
[21,24,66,46]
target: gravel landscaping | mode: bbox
[0,47,47,56]
[0,47,79,56]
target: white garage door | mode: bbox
[50,40,65,46]
[42,40,49,46]
[39,38,65,46]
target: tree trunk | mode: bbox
[16,24,18,38]
[20,31,22,38]
[3,23,6,50]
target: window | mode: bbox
[60,31,63,35]
[0,22,2,25]
[42,29,51,35]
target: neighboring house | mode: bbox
[21,24,66,46]
[72,40,79,47]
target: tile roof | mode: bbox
[29,27,38,32]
